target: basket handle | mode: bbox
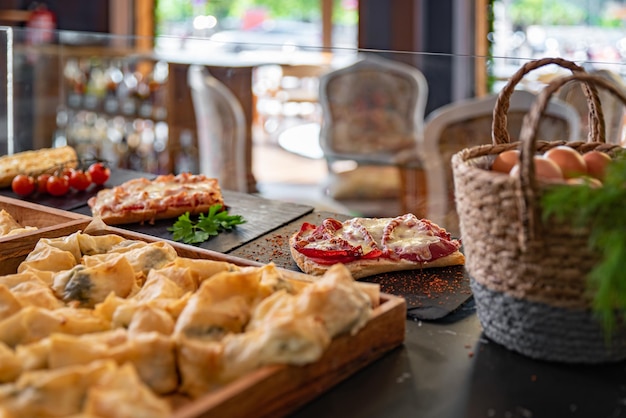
[517,72,626,244]
[491,57,605,145]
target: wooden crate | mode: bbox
[2,222,407,417]
[0,196,92,274]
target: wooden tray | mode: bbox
[94,225,406,417]
[101,223,267,268]
[0,217,264,274]
[0,196,92,274]
[3,221,407,417]
[171,293,405,418]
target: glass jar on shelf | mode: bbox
[136,71,153,119]
[63,58,85,108]
[118,63,138,116]
[153,121,170,174]
[103,59,124,115]
[150,60,169,121]
[175,129,199,174]
[83,60,107,111]
[66,110,101,159]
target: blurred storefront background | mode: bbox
[154,0,358,55]
[491,0,626,89]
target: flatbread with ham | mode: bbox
[290,214,464,279]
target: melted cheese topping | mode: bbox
[341,218,384,254]
[89,173,224,217]
[336,217,439,250]
[347,218,388,244]
[384,222,439,260]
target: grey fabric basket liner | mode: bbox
[471,277,626,364]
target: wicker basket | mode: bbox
[452,69,626,363]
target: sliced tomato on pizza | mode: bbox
[292,218,383,265]
[289,214,464,279]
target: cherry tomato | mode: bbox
[69,169,92,191]
[47,175,70,196]
[60,167,73,178]
[88,162,110,186]
[36,173,52,194]
[11,174,36,196]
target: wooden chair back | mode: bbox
[318,54,428,165]
[317,54,428,214]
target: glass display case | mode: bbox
[1,25,626,418]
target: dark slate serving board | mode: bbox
[228,211,347,267]
[230,211,473,320]
[73,189,314,254]
[362,265,473,321]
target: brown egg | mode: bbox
[544,146,587,179]
[492,150,520,174]
[509,155,564,182]
[566,176,603,188]
[582,150,612,181]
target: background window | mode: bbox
[490,0,626,90]
[154,0,358,54]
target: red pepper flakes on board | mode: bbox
[363,264,472,316]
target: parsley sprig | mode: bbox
[541,153,626,335]
[168,204,246,244]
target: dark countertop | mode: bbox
[2,168,625,418]
[292,301,626,418]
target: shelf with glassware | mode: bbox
[57,56,179,174]
[26,45,256,188]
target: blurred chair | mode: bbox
[557,68,626,145]
[254,63,328,143]
[317,54,428,216]
[415,89,580,236]
[188,64,248,192]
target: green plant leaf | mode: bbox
[168,204,246,244]
[541,152,626,334]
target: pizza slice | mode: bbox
[88,173,225,225]
[290,214,464,279]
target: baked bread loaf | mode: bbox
[0,146,77,187]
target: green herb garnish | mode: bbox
[168,204,246,244]
[541,153,626,335]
